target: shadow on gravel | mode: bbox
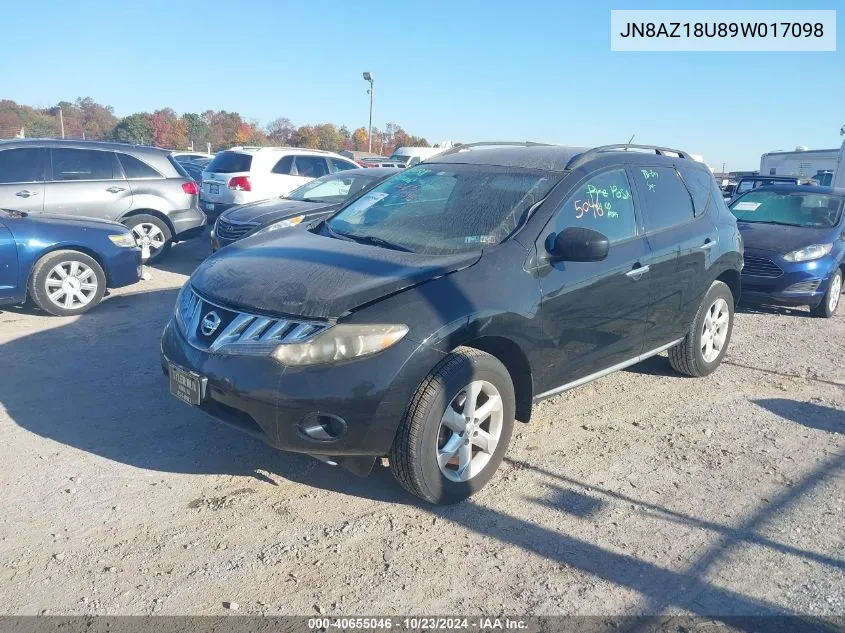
[736,302,811,318]
[0,285,413,503]
[435,454,845,629]
[623,354,678,378]
[755,398,844,435]
[149,229,212,277]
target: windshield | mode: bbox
[325,164,559,254]
[287,173,377,204]
[730,190,843,228]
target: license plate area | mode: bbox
[168,363,206,406]
[209,184,219,195]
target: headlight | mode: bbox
[109,232,137,248]
[270,324,408,366]
[252,215,306,237]
[783,244,832,262]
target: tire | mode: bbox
[810,269,842,318]
[28,250,107,316]
[669,280,734,378]
[122,214,172,264]
[389,347,515,504]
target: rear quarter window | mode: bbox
[119,153,163,179]
[206,152,252,173]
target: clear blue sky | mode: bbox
[4,0,842,170]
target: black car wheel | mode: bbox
[669,280,734,377]
[389,347,515,504]
[28,250,107,316]
[810,268,842,318]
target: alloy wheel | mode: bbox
[131,223,166,261]
[829,273,842,313]
[701,297,730,363]
[45,261,99,311]
[436,380,504,482]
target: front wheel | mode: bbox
[669,280,734,377]
[810,269,842,318]
[389,347,515,504]
[28,250,107,316]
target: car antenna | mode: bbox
[626,134,635,149]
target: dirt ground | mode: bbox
[0,234,842,619]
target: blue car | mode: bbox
[729,185,844,318]
[0,209,142,316]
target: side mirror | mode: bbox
[547,227,610,262]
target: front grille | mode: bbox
[742,254,783,278]
[177,287,330,354]
[215,218,256,242]
[784,279,821,294]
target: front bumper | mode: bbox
[105,247,142,288]
[160,318,438,459]
[169,207,207,237]
[741,250,839,308]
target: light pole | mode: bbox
[362,72,374,153]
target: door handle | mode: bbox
[700,239,716,250]
[15,189,38,198]
[625,264,650,279]
[106,186,126,193]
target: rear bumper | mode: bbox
[199,199,236,219]
[168,207,207,237]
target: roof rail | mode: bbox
[565,144,691,171]
[434,141,555,158]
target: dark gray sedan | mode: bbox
[210,167,397,251]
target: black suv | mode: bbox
[161,143,743,504]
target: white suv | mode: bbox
[199,147,359,217]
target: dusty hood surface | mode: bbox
[190,227,480,319]
[737,221,838,255]
[221,198,332,226]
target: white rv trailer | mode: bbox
[760,146,838,185]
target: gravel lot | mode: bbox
[0,233,842,619]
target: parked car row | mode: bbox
[2,140,842,504]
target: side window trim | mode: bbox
[676,164,712,219]
[47,148,124,183]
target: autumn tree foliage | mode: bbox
[0,98,429,154]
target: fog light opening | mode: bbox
[300,413,347,441]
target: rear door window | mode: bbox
[50,148,118,181]
[206,151,252,173]
[0,148,45,183]
[632,166,694,232]
[551,168,638,243]
[117,153,162,179]
[330,158,357,173]
[293,156,329,178]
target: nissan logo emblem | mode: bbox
[200,311,222,336]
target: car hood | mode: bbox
[220,198,330,226]
[737,221,837,255]
[190,228,481,319]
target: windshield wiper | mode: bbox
[333,231,411,252]
[742,220,803,227]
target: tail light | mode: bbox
[181,181,198,195]
[228,176,251,191]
